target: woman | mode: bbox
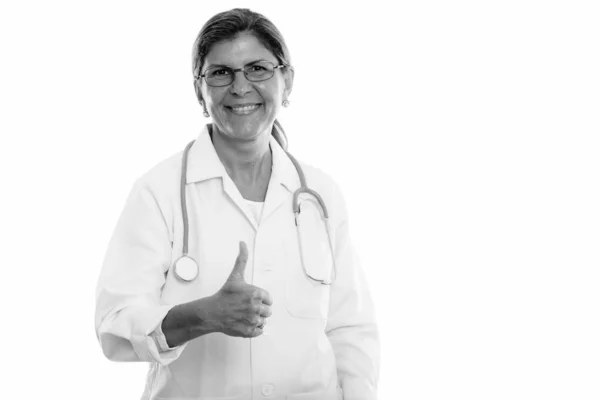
[95,8,379,400]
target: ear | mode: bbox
[194,78,204,106]
[282,67,294,100]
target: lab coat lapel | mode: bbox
[261,136,299,224]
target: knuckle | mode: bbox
[262,291,273,304]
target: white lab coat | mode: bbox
[95,125,379,400]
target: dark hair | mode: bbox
[192,8,292,149]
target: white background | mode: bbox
[1,0,599,399]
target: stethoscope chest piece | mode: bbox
[173,255,199,282]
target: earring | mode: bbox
[282,100,290,108]
[203,110,210,118]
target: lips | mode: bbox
[226,103,261,115]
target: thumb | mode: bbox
[228,241,248,281]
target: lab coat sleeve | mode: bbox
[95,178,187,365]
[150,321,177,352]
[325,183,380,400]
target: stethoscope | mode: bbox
[173,125,337,285]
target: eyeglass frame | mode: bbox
[195,61,289,87]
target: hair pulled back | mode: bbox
[192,8,292,149]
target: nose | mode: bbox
[229,69,252,96]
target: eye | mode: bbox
[208,68,231,78]
[249,64,268,72]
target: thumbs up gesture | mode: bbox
[210,241,273,338]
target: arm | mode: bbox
[326,184,380,400]
[95,184,272,360]
[94,179,189,365]
[160,296,227,348]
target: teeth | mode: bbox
[230,104,259,112]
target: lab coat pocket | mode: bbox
[284,268,331,319]
[283,199,332,319]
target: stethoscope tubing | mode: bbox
[180,140,196,257]
[284,151,330,220]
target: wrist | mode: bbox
[191,295,222,335]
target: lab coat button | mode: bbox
[262,262,274,272]
[261,384,274,396]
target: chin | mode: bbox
[220,121,271,141]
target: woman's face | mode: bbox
[199,33,293,142]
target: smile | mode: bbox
[226,104,261,115]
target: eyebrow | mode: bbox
[204,59,270,69]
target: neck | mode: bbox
[210,125,272,184]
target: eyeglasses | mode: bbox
[196,61,286,87]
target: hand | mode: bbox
[209,241,273,338]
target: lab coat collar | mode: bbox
[269,129,300,194]
[185,125,227,184]
[185,124,300,194]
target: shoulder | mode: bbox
[293,157,349,225]
[296,159,337,191]
[128,150,184,210]
[135,151,181,188]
